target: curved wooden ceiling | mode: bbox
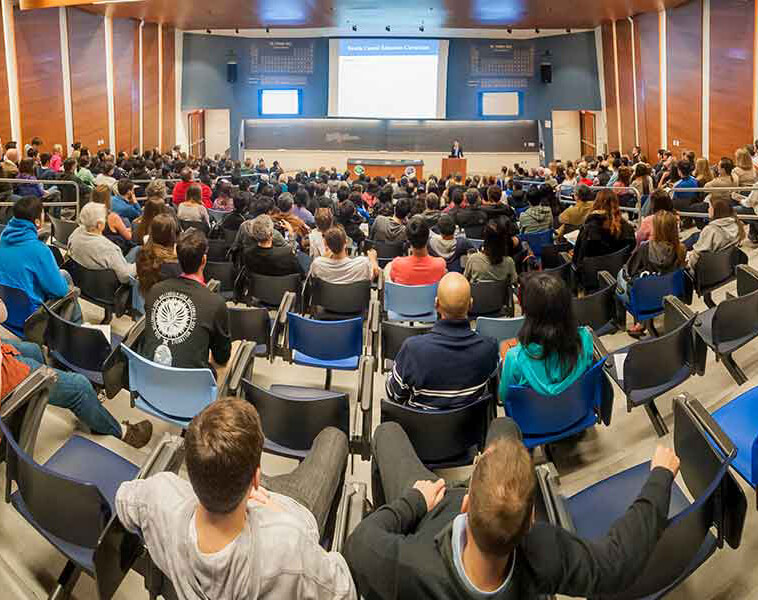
[74,0,690,30]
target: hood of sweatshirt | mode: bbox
[647,241,677,270]
[0,218,40,247]
[428,235,457,259]
[708,216,741,240]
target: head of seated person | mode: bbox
[137,213,179,296]
[180,166,193,183]
[465,188,480,208]
[277,192,294,214]
[185,184,203,206]
[78,202,108,237]
[435,272,471,321]
[677,160,693,180]
[251,214,275,248]
[436,214,456,241]
[501,273,592,400]
[407,216,431,255]
[450,188,464,208]
[324,225,349,258]
[9,195,44,230]
[177,228,207,277]
[117,178,134,199]
[574,183,594,204]
[17,158,34,177]
[314,208,332,233]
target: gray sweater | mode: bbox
[116,473,356,600]
[67,227,135,283]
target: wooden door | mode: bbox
[187,110,205,158]
[580,111,597,158]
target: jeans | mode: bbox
[371,418,521,507]
[261,427,348,536]
[125,246,141,264]
[3,339,122,439]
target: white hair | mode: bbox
[79,202,107,230]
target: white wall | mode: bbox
[551,111,581,162]
[243,150,540,177]
[204,109,230,157]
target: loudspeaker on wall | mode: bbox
[540,63,552,84]
[227,62,238,83]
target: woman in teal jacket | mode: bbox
[499,273,594,406]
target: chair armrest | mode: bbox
[136,433,186,479]
[352,356,375,461]
[23,287,81,345]
[269,291,295,361]
[206,279,221,294]
[1,366,56,458]
[222,341,254,397]
[590,328,610,359]
[122,316,146,348]
[535,462,576,534]
[0,367,57,420]
[597,270,616,288]
[663,295,696,332]
[331,481,369,554]
[737,264,758,297]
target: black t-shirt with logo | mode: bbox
[141,277,231,370]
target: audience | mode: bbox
[309,207,332,258]
[243,214,303,277]
[136,213,181,296]
[557,183,594,234]
[386,272,498,409]
[428,213,476,273]
[371,197,409,242]
[572,190,635,266]
[116,399,354,599]
[0,197,81,336]
[111,178,142,222]
[386,216,446,285]
[464,219,517,285]
[499,273,594,405]
[142,229,231,371]
[67,203,136,284]
[345,416,680,599]
[671,160,699,210]
[177,184,211,228]
[134,196,168,244]
[636,189,675,244]
[688,198,745,269]
[519,188,552,234]
[310,226,379,284]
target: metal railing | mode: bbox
[0,178,81,218]
[557,185,643,225]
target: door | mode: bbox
[551,111,582,163]
[580,111,597,158]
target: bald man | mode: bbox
[386,272,499,410]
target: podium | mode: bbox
[442,158,467,179]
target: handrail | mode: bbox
[556,184,642,225]
[0,177,81,218]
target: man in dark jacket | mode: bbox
[242,214,303,277]
[344,420,680,600]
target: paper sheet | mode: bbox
[563,229,579,246]
[613,352,628,382]
[81,323,111,344]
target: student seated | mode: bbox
[1,300,152,448]
[309,208,332,259]
[136,214,181,297]
[671,160,699,210]
[557,183,594,235]
[116,399,355,600]
[386,272,498,409]
[519,188,553,234]
[480,184,516,222]
[450,188,487,232]
[221,192,249,235]
[111,178,142,223]
[636,189,675,245]
[309,226,380,284]
[464,219,517,285]
[142,229,231,370]
[370,197,409,242]
[572,190,636,266]
[177,184,210,228]
[345,416,680,600]
[688,198,745,269]
[428,214,476,273]
[386,216,446,285]
[618,211,686,337]
[243,214,303,277]
[90,184,135,252]
[0,196,82,335]
[67,203,136,284]
[499,273,594,406]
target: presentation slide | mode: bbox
[329,39,449,119]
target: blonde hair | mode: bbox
[694,158,713,183]
[652,211,686,266]
[53,143,62,154]
[735,147,753,171]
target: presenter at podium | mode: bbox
[450,140,464,158]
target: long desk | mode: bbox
[347,158,424,179]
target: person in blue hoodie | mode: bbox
[499,272,594,406]
[110,178,142,224]
[0,196,82,337]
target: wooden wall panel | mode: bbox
[635,12,661,162]
[142,22,159,151]
[113,18,139,154]
[601,23,620,153]
[666,0,702,156]
[615,19,637,155]
[161,26,175,151]
[15,7,67,153]
[67,8,108,152]
[0,8,11,145]
[709,0,754,163]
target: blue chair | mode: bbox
[475,316,525,344]
[383,281,438,322]
[539,395,746,599]
[515,205,529,219]
[712,385,758,500]
[120,344,217,428]
[286,313,363,389]
[0,282,37,338]
[520,229,553,260]
[504,360,612,450]
[619,269,688,335]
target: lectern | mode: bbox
[442,158,467,179]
